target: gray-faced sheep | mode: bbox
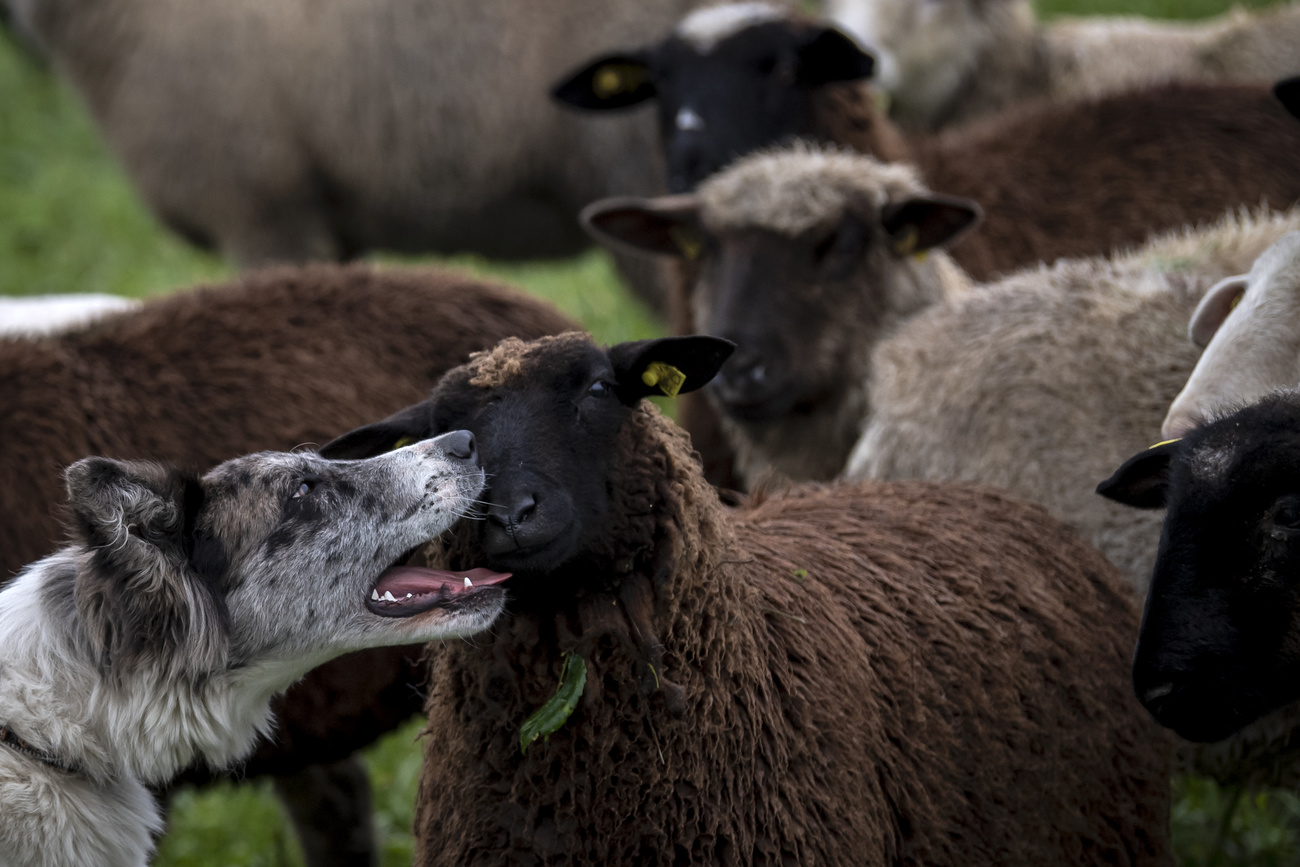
[0,265,578,866]
[321,331,1173,867]
[829,0,1300,132]
[1099,391,1300,747]
[1163,232,1300,439]
[559,3,1300,283]
[9,0,729,309]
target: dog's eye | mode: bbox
[588,381,611,399]
[292,481,316,499]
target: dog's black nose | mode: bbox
[437,430,477,462]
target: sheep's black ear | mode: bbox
[1096,440,1182,509]
[1275,75,1300,120]
[320,401,435,460]
[552,52,657,110]
[609,336,736,403]
[65,457,226,676]
[796,27,875,86]
[881,194,983,255]
[581,195,706,259]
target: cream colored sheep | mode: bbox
[830,0,1300,131]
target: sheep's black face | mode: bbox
[551,22,874,193]
[1100,395,1300,741]
[321,335,733,606]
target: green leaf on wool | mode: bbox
[519,653,587,755]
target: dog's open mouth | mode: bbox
[367,564,510,618]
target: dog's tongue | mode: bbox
[374,566,510,597]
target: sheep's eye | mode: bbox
[292,480,316,500]
[1273,496,1300,529]
[588,381,611,399]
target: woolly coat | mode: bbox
[830,0,1300,132]
[17,0,715,308]
[0,263,576,782]
[412,402,1171,866]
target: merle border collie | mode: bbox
[0,432,507,866]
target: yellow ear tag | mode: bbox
[1230,292,1243,312]
[891,224,919,257]
[1148,438,1182,449]
[641,362,687,398]
[392,436,418,450]
[593,64,645,98]
[668,226,701,261]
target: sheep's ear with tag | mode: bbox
[551,53,657,111]
[1096,440,1182,509]
[609,336,736,404]
[320,401,435,460]
[880,194,983,256]
[1188,274,1249,349]
[582,195,707,260]
[796,26,875,86]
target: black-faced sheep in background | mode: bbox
[8,0,740,310]
[1099,391,1300,747]
[559,3,1300,283]
[323,332,1173,867]
[828,0,1300,132]
[0,265,578,866]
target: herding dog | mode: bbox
[0,432,509,867]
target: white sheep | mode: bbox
[1162,231,1300,438]
[829,0,1300,131]
[0,294,140,336]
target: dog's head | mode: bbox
[59,434,506,685]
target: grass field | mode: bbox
[1,1,1298,864]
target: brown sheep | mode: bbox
[323,332,1173,867]
[0,265,577,867]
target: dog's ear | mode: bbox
[320,400,435,460]
[65,457,227,678]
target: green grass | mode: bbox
[4,2,1300,865]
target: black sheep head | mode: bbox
[551,15,874,193]
[1098,391,1300,742]
[321,333,733,610]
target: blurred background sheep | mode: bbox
[4,0,1300,865]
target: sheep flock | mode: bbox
[4,0,1300,865]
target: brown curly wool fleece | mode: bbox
[412,401,1172,865]
[0,263,575,794]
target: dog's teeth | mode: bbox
[371,590,379,601]
[406,593,413,598]
[464,577,473,588]
[382,591,398,602]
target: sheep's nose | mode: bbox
[433,430,478,462]
[488,491,537,531]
